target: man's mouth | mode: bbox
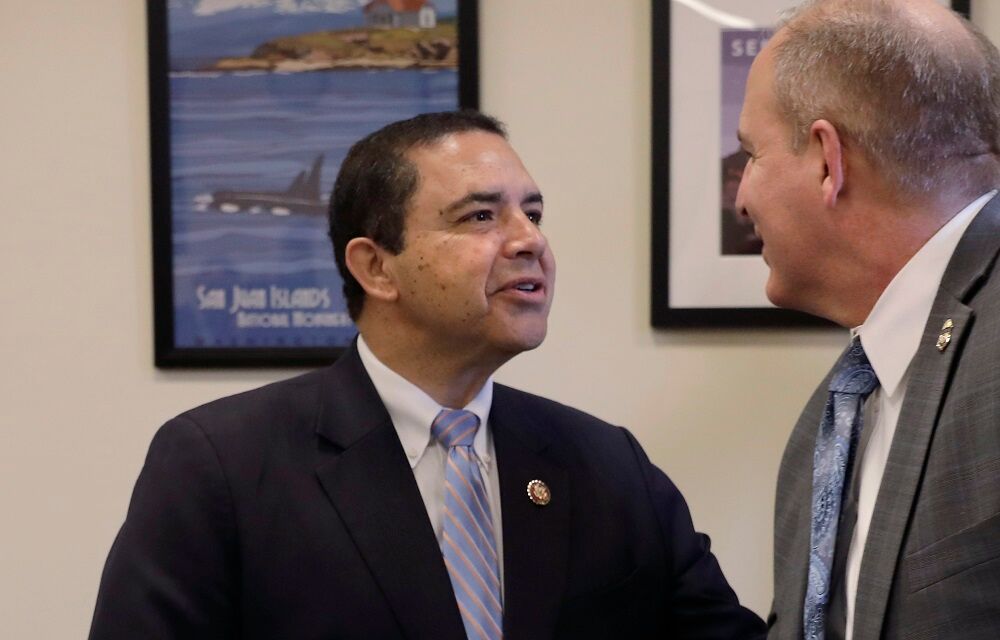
[495,278,546,299]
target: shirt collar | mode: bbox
[854,190,996,397]
[356,334,494,469]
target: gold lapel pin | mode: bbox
[936,318,954,352]
[526,479,551,506]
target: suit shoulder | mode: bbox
[494,383,613,424]
[174,367,327,440]
[493,383,633,447]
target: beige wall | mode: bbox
[1,1,991,636]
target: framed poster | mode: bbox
[651,0,970,327]
[150,0,479,367]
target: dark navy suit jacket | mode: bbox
[90,344,764,639]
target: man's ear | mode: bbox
[344,237,399,303]
[811,119,845,208]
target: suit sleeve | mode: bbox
[89,416,240,639]
[623,429,767,639]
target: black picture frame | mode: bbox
[651,0,970,328]
[150,0,479,367]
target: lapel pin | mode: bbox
[526,479,551,506]
[936,318,954,352]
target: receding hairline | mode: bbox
[401,129,540,218]
[776,0,982,62]
[400,128,522,194]
[401,126,507,155]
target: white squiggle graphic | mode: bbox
[672,0,756,29]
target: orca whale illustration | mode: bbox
[208,155,326,216]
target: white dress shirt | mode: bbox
[843,190,995,638]
[356,335,505,592]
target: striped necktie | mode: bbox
[803,338,879,640]
[432,409,503,640]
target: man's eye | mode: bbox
[526,211,542,225]
[469,210,493,222]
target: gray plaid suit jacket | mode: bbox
[768,193,1000,640]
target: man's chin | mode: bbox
[765,279,826,320]
[497,325,548,356]
[517,332,548,353]
[764,276,791,310]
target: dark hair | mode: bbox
[328,110,507,320]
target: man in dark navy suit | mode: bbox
[89,111,764,639]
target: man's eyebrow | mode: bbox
[522,192,544,207]
[441,191,503,215]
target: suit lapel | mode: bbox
[313,344,467,640]
[853,195,1000,638]
[490,387,570,638]
[851,298,972,637]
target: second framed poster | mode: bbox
[651,0,969,327]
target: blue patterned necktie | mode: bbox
[804,338,880,640]
[432,409,503,640]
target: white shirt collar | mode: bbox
[356,334,494,469]
[854,190,996,396]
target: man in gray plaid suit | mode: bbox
[734,0,1000,638]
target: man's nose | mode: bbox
[734,168,750,219]
[505,212,546,258]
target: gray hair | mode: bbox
[772,0,1000,198]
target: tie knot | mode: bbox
[829,338,880,396]
[432,409,480,448]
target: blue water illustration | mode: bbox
[170,69,458,348]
